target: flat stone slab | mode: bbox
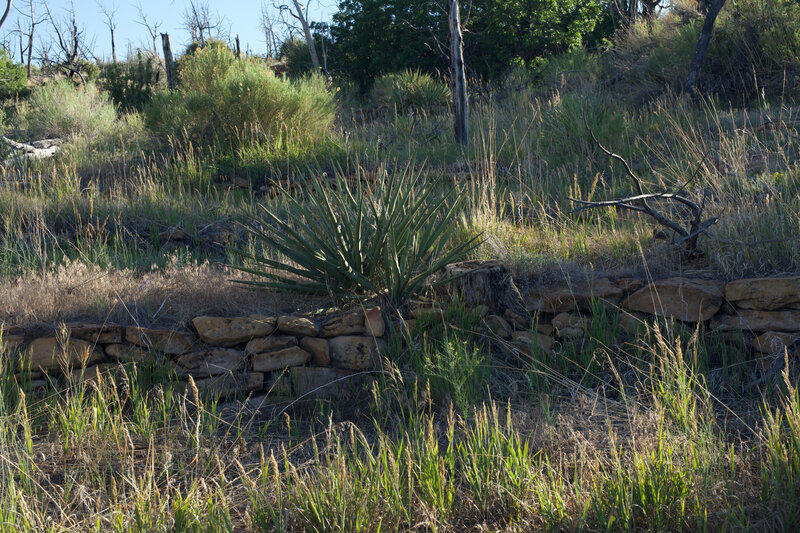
[125,327,195,355]
[67,322,124,344]
[192,315,276,347]
[21,337,105,372]
[725,277,800,311]
[175,348,247,378]
[624,278,725,322]
[277,316,318,337]
[526,278,623,313]
[328,336,384,371]
[752,331,800,354]
[245,335,297,355]
[713,310,800,333]
[252,346,311,372]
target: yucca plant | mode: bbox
[232,165,480,308]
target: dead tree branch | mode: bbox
[569,111,718,256]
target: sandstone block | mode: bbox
[175,348,247,378]
[511,331,555,352]
[752,332,800,354]
[289,366,364,399]
[364,307,385,337]
[624,278,725,322]
[725,277,800,311]
[300,337,330,366]
[192,315,276,347]
[321,312,364,337]
[21,337,104,372]
[712,310,800,333]
[125,327,195,355]
[245,335,297,355]
[328,336,384,371]
[485,315,512,339]
[526,278,623,313]
[252,346,311,372]
[276,316,318,336]
[67,322,123,344]
[105,344,156,363]
[192,371,264,398]
[2,335,24,350]
[70,364,117,386]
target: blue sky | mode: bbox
[3,0,337,60]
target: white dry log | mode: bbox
[2,136,62,165]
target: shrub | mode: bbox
[0,49,27,99]
[372,70,451,113]
[99,51,165,111]
[233,165,480,308]
[15,80,118,139]
[609,0,800,101]
[145,42,335,146]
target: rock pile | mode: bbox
[5,307,385,401]
[5,262,800,402]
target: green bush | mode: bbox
[99,51,165,111]
[15,80,118,139]
[609,0,800,101]
[372,70,450,113]
[233,165,480,308]
[0,49,27,99]
[145,42,335,145]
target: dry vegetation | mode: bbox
[1,6,800,530]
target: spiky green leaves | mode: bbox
[232,166,481,308]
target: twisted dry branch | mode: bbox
[569,111,718,255]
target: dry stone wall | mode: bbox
[4,260,800,402]
[4,307,386,402]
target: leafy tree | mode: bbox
[328,0,607,90]
[0,48,28,99]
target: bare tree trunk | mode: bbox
[449,0,468,146]
[0,0,12,31]
[26,16,35,76]
[161,32,176,91]
[629,0,638,22]
[235,34,241,57]
[110,26,116,62]
[291,0,320,71]
[685,0,727,96]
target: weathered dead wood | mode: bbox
[449,0,468,146]
[2,136,62,164]
[569,112,718,256]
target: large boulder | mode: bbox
[725,277,800,311]
[624,278,725,322]
[192,315,276,347]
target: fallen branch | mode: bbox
[1,136,62,165]
[569,111,718,256]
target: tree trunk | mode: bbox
[0,0,12,31]
[449,0,468,146]
[629,0,638,22]
[292,0,320,72]
[110,27,116,63]
[26,24,33,77]
[235,35,241,57]
[685,0,727,96]
[161,33,176,91]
